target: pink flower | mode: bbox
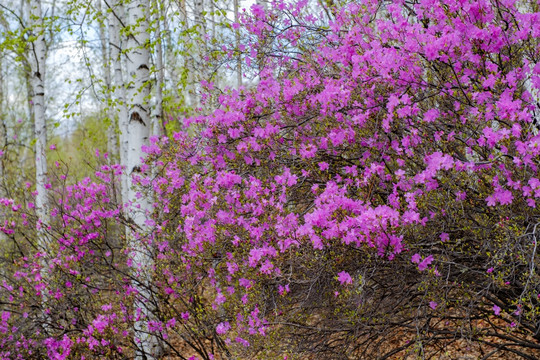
[216,322,230,335]
[337,271,352,285]
[486,189,514,206]
[418,255,433,271]
[318,162,329,171]
[493,305,501,316]
[429,301,438,310]
[165,318,176,329]
[278,284,290,295]
[215,292,226,305]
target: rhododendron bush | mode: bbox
[2,0,540,358]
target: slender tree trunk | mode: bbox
[153,0,164,137]
[234,0,242,88]
[98,0,118,162]
[193,0,205,106]
[125,0,159,357]
[27,0,49,248]
[526,65,540,135]
[160,6,181,108]
[185,0,197,107]
[0,55,5,190]
[210,0,215,39]
[209,0,219,109]
[0,54,7,248]
[19,74,34,186]
[108,0,129,201]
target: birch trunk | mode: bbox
[152,0,164,137]
[0,55,6,248]
[27,0,49,249]
[194,0,205,34]
[185,0,197,107]
[234,0,242,88]
[193,0,205,106]
[125,0,159,357]
[0,55,5,192]
[160,7,182,107]
[108,0,129,202]
[526,63,540,135]
[18,74,34,186]
[98,0,118,162]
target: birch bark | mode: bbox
[152,0,164,137]
[185,0,196,107]
[0,55,5,193]
[27,0,49,248]
[97,0,118,162]
[0,54,6,248]
[108,0,129,201]
[160,6,182,107]
[234,0,242,88]
[125,0,159,357]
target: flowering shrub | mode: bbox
[2,0,540,358]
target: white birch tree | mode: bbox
[234,0,242,88]
[152,0,164,137]
[124,0,160,357]
[108,0,129,202]
[97,0,119,162]
[26,0,49,249]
